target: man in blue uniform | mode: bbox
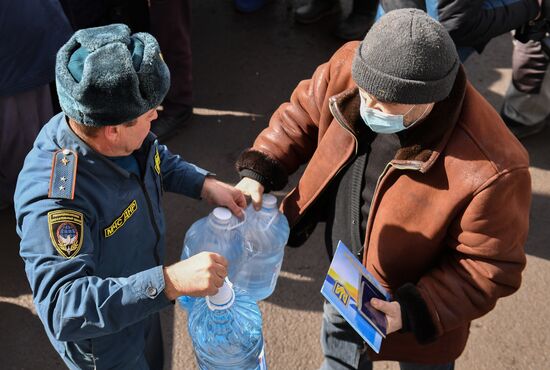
[14,24,246,369]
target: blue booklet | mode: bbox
[320,241,391,353]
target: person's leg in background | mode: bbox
[295,0,340,24]
[335,0,379,41]
[295,0,378,40]
[501,38,550,139]
[149,0,193,141]
[0,85,53,209]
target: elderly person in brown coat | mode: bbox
[236,9,531,370]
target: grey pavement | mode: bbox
[1,1,549,369]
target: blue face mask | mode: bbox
[360,98,417,134]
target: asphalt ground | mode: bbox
[1,1,549,369]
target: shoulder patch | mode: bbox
[48,209,84,258]
[48,149,78,200]
[104,200,138,238]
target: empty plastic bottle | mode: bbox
[179,207,248,311]
[236,194,289,301]
[183,207,247,280]
[188,280,267,370]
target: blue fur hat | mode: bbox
[56,24,170,126]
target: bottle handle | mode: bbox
[265,212,278,230]
[227,212,247,230]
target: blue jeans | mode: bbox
[320,302,454,370]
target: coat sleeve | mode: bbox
[17,197,172,342]
[395,167,531,343]
[157,143,210,198]
[379,0,539,50]
[437,0,539,49]
[236,43,357,191]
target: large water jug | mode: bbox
[179,207,248,311]
[237,194,289,301]
[183,207,247,280]
[188,280,267,370]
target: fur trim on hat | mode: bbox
[56,24,170,126]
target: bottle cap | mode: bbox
[212,207,232,222]
[206,279,235,310]
[263,194,277,208]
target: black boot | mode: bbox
[501,108,547,140]
[335,0,378,40]
[335,12,376,40]
[295,0,339,24]
[151,105,192,142]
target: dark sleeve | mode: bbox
[394,283,438,344]
[380,0,540,49]
[437,0,539,49]
[158,143,210,199]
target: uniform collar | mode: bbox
[55,114,156,179]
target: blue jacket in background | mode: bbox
[14,112,209,369]
[0,0,73,96]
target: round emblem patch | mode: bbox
[56,222,79,250]
[48,210,84,258]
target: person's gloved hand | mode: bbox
[235,177,265,211]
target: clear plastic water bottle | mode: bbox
[188,280,267,370]
[237,194,289,301]
[179,207,248,311]
[183,207,247,281]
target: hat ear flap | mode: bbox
[132,32,170,108]
[56,38,87,123]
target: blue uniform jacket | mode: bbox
[14,112,209,369]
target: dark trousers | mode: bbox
[502,38,550,126]
[512,38,549,94]
[0,85,52,208]
[149,0,193,113]
[320,302,455,370]
[144,313,164,370]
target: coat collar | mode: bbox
[329,66,467,173]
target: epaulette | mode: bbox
[48,149,78,200]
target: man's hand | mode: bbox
[163,252,228,300]
[370,298,403,334]
[235,177,264,211]
[201,177,246,218]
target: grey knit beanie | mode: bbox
[352,9,459,104]
[56,24,170,126]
